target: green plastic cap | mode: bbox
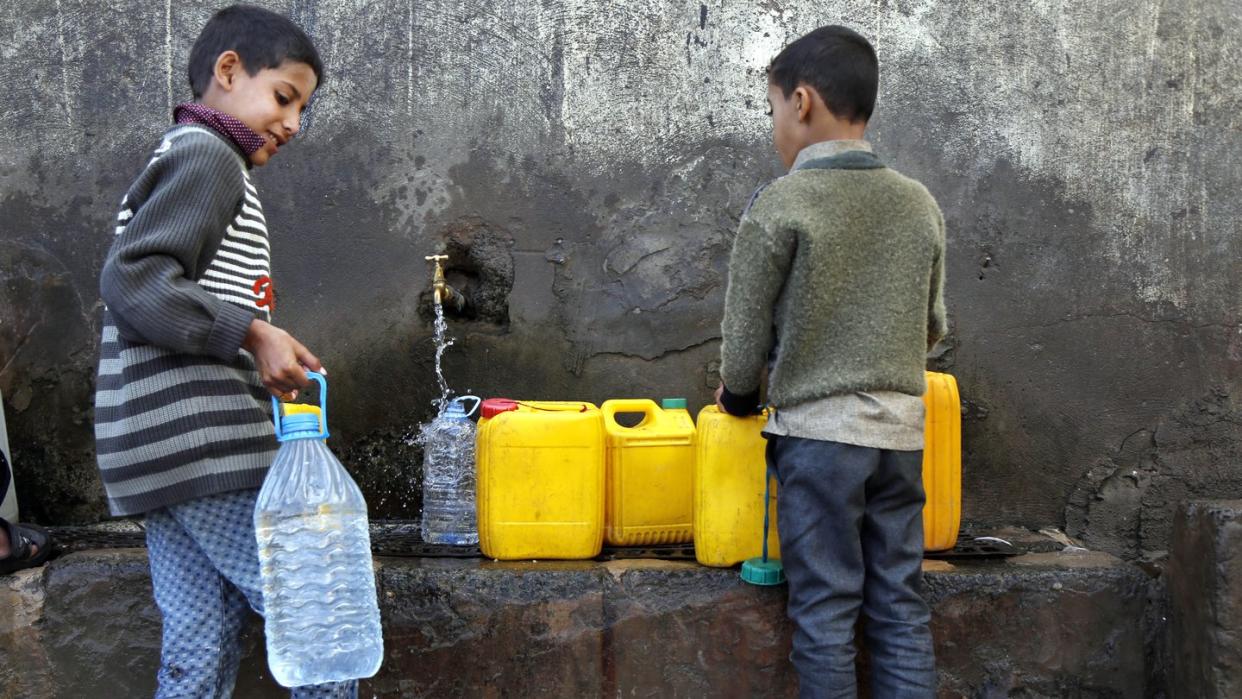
[661,397,688,410]
[740,557,785,586]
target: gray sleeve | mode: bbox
[720,196,797,395]
[100,136,257,360]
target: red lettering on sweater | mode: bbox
[253,276,274,310]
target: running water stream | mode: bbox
[431,300,455,413]
[413,299,478,544]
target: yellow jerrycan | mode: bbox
[694,371,962,564]
[601,398,696,546]
[475,399,605,560]
[693,406,779,567]
[922,371,962,551]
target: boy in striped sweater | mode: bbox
[95,6,354,697]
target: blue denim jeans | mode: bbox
[145,489,358,699]
[768,435,935,698]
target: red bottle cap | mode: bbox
[480,398,520,419]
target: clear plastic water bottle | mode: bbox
[255,372,383,687]
[419,395,480,545]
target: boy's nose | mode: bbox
[284,112,301,137]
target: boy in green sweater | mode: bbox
[716,25,946,698]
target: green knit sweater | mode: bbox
[720,150,947,407]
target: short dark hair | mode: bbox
[768,25,878,123]
[187,4,324,99]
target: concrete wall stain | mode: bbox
[1,1,1239,562]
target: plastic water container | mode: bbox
[419,395,481,545]
[476,399,604,560]
[693,406,779,567]
[601,398,695,546]
[694,371,963,564]
[255,373,383,687]
[922,371,962,551]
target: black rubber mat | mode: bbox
[372,537,481,558]
[47,524,1021,561]
[924,535,1023,559]
[596,543,697,561]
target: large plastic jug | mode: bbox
[922,371,962,551]
[476,399,604,560]
[255,373,383,687]
[601,398,695,546]
[693,406,779,567]
[419,395,481,545]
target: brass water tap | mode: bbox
[424,254,466,312]
[425,254,449,305]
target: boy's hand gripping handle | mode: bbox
[271,371,329,440]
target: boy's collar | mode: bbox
[173,103,266,163]
[790,139,872,172]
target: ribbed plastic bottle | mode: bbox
[419,395,480,545]
[255,372,383,687]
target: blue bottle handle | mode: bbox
[271,371,329,440]
[455,395,481,418]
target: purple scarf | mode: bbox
[173,103,267,158]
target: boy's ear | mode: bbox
[793,85,812,123]
[213,50,243,92]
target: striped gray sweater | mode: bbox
[96,125,278,516]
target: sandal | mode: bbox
[0,520,53,574]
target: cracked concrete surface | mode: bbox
[1067,389,1242,561]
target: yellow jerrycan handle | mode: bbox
[602,399,659,429]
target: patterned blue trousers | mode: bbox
[144,488,358,699]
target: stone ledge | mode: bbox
[925,552,1151,697]
[1169,500,1242,699]
[0,550,1151,698]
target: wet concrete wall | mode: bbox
[1,1,1239,558]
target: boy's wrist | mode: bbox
[719,384,762,416]
[241,318,272,353]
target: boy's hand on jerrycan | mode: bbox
[242,318,327,401]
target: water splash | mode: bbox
[431,300,455,413]
[404,302,478,544]
[403,300,457,453]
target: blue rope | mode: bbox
[761,466,773,563]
